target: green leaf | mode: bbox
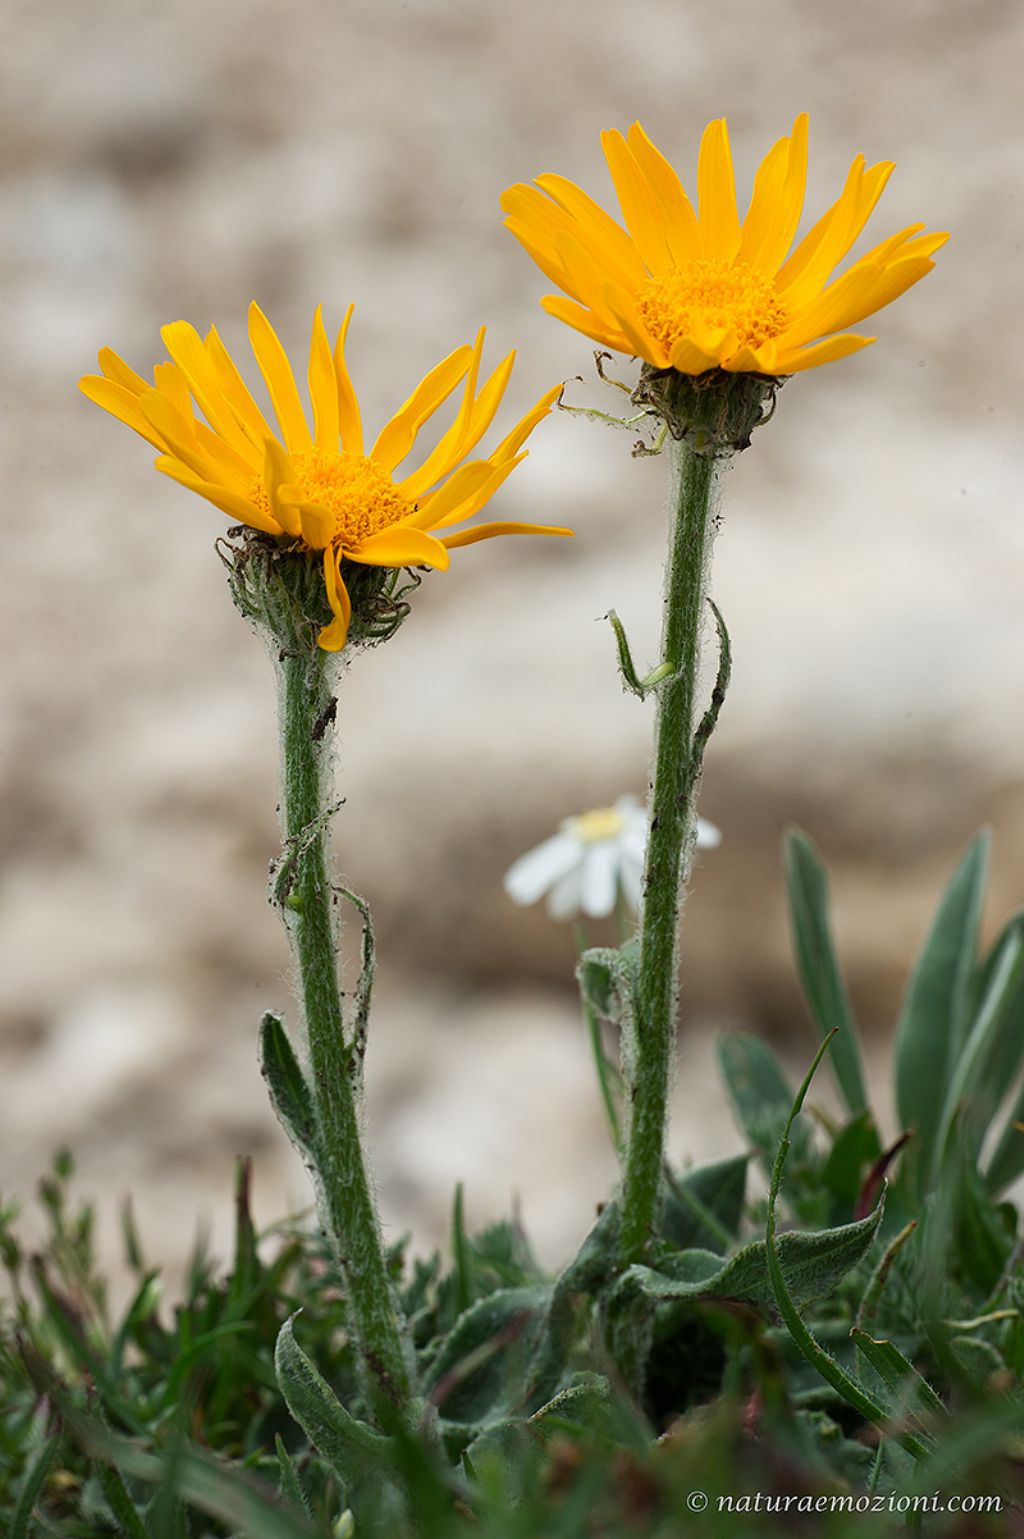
[717,1034,809,1174]
[850,1328,947,1435]
[893,831,990,1199]
[822,1112,882,1218]
[617,1199,885,1318]
[528,1371,611,1432]
[987,1106,1024,1197]
[426,1284,550,1425]
[930,926,1024,1189]
[949,1335,1008,1385]
[11,1423,61,1539]
[527,1201,620,1411]
[274,1314,393,1486]
[763,1033,930,1462]
[955,1144,1015,1295]
[95,1460,150,1539]
[274,1435,312,1520]
[982,914,1024,1193]
[29,1260,147,1435]
[662,1154,749,1254]
[450,1184,473,1318]
[577,941,639,1023]
[784,829,869,1115]
[41,1386,319,1539]
[259,1012,317,1160]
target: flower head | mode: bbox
[80,306,572,650]
[504,794,721,920]
[502,115,947,377]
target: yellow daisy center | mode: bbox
[637,259,788,355]
[256,448,414,544]
[571,806,626,844]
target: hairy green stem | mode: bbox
[274,620,414,1432]
[619,438,720,1263]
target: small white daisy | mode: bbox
[504,794,721,921]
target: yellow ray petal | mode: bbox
[778,157,895,299]
[839,222,926,273]
[372,345,473,473]
[689,319,735,362]
[551,231,637,329]
[333,304,363,455]
[504,180,638,293]
[720,341,777,374]
[98,348,150,394]
[454,349,518,457]
[421,456,527,531]
[822,256,939,335]
[738,137,788,261]
[79,376,165,450]
[774,332,874,373]
[192,421,257,492]
[140,392,219,482]
[740,113,808,272]
[248,303,313,452]
[153,361,193,422]
[826,224,945,296]
[412,461,495,529]
[893,230,949,263]
[668,335,721,374]
[263,438,301,537]
[350,527,451,571]
[505,193,636,321]
[540,294,629,352]
[533,171,649,287]
[441,520,573,549]
[601,129,674,273]
[205,325,276,448]
[308,305,341,453]
[491,383,562,462]
[625,122,701,266]
[397,328,486,499]
[697,118,741,262]
[319,547,352,651]
[601,287,668,368]
[503,217,577,300]
[160,321,255,458]
[782,264,886,348]
[501,184,577,270]
[154,455,283,534]
[276,490,334,550]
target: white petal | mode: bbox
[616,795,648,837]
[619,850,644,914]
[580,843,619,918]
[503,834,582,906]
[620,824,647,861]
[548,864,584,920]
[696,818,722,849]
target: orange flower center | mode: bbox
[255,448,414,544]
[637,259,788,355]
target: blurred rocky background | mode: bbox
[2,0,1022,1291]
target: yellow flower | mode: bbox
[502,115,947,377]
[80,306,572,650]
